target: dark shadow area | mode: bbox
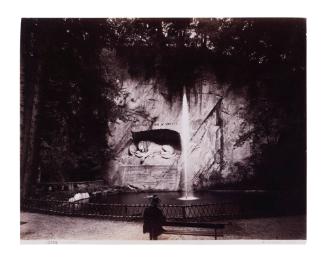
[132,129,181,150]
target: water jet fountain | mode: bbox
[178,88,198,201]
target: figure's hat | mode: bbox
[150,194,160,205]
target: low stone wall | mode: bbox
[36,180,106,193]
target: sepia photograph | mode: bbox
[20,18,306,242]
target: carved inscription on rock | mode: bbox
[120,165,180,191]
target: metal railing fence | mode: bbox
[21,197,265,221]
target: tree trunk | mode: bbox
[21,63,41,198]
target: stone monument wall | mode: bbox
[105,71,255,191]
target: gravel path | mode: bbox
[20,212,306,241]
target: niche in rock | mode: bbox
[128,129,181,165]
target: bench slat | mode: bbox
[163,230,223,238]
[164,222,225,229]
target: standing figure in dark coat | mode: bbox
[143,195,166,240]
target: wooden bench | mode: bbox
[163,221,225,240]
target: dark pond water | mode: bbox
[73,190,305,219]
[89,190,305,218]
[90,190,271,205]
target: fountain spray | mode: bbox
[179,87,198,201]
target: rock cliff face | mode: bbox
[105,71,254,191]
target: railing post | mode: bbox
[182,206,186,220]
[124,205,128,220]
